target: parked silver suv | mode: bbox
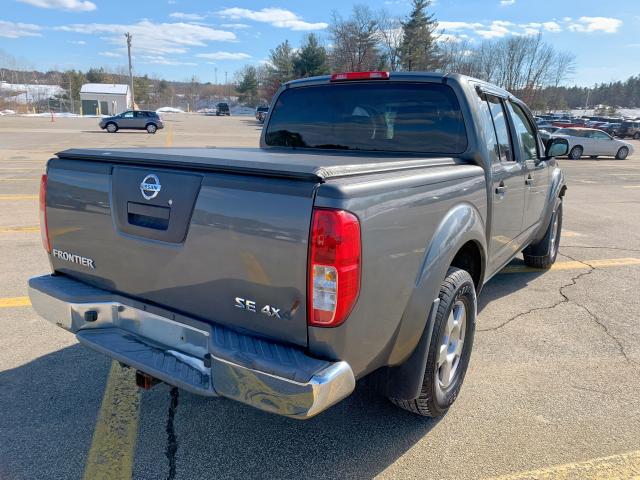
[99,110,164,134]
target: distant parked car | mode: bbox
[255,105,269,120]
[617,120,640,139]
[551,127,634,159]
[256,106,269,123]
[216,103,230,116]
[99,110,163,134]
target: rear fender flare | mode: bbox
[371,202,486,400]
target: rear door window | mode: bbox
[507,102,538,160]
[486,96,514,163]
[265,82,467,154]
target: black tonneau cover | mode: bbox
[56,147,458,182]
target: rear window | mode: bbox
[265,83,467,154]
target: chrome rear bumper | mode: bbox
[28,274,355,419]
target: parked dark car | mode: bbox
[31,71,569,420]
[255,105,269,120]
[216,103,230,116]
[99,110,163,134]
[256,106,269,123]
[617,120,640,139]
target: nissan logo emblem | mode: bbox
[140,174,161,200]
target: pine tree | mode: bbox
[400,0,440,71]
[293,34,330,78]
[236,66,259,106]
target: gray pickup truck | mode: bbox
[29,72,568,419]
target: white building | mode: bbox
[80,83,131,115]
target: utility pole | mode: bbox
[125,32,135,110]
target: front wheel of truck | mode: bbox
[390,267,476,417]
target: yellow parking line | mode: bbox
[501,257,640,274]
[0,194,39,200]
[0,296,30,308]
[0,225,39,233]
[83,361,140,480]
[0,178,39,181]
[561,230,580,237]
[485,449,640,479]
[622,185,640,189]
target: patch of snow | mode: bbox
[230,105,254,116]
[156,106,185,114]
[0,109,16,115]
[0,82,65,104]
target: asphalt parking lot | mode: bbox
[1,114,639,480]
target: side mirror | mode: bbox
[545,137,569,159]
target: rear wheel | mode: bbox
[616,147,629,160]
[523,201,563,269]
[105,122,117,133]
[633,132,640,140]
[389,267,476,417]
[146,123,157,134]
[568,146,583,160]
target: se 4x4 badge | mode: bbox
[235,297,282,319]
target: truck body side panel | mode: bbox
[308,165,487,378]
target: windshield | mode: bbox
[265,82,467,154]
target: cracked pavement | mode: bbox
[0,116,639,480]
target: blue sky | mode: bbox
[1,0,639,86]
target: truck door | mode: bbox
[482,95,526,271]
[506,101,549,230]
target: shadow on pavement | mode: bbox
[160,381,440,480]
[478,257,546,313]
[0,344,111,480]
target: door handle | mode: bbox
[525,175,533,186]
[495,182,507,195]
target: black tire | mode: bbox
[105,122,118,133]
[568,146,583,160]
[615,147,629,160]
[633,132,640,140]
[523,200,563,269]
[146,123,157,134]
[390,267,476,417]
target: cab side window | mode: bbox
[122,111,134,118]
[507,102,538,160]
[486,96,514,163]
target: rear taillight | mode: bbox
[39,174,51,253]
[308,208,361,327]
[330,71,390,82]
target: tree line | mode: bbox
[237,0,638,111]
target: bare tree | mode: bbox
[376,11,403,71]
[328,5,383,72]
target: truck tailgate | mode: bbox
[45,157,314,346]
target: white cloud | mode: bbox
[221,23,250,29]
[57,20,236,55]
[499,0,516,5]
[568,16,622,33]
[99,51,122,58]
[139,55,197,66]
[169,12,206,21]
[68,39,86,44]
[0,20,42,38]
[439,21,484,31]
[18,0,96,12]
[196,51,251,60]
[476,20,514,38]
[217,7,327,31]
